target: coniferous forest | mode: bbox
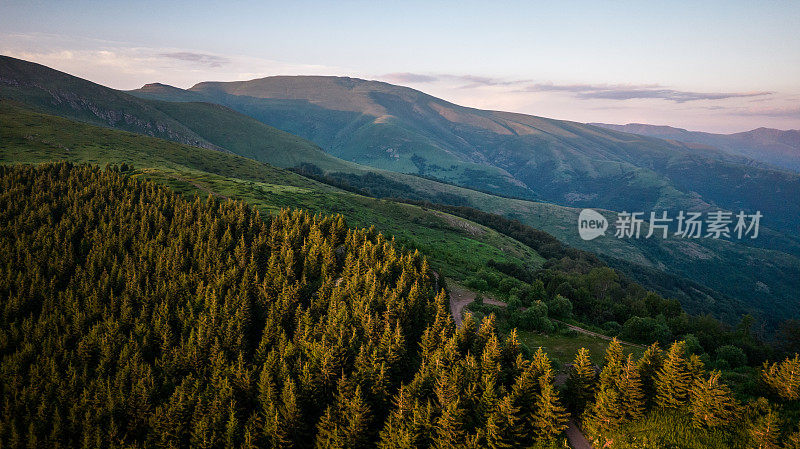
[0,163,561,448]
[2,0,800,441]
[1,163,799,449]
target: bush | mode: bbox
[683,333,705,355]
[517,301,553,333]
[603,321,622,336]
[547,294,573,319]
[715,345,747,369]
[621,316,672,345]
[499,277,518,294]
[466,277,489,292]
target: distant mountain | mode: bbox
[129,75,800,235]
[592,122,800,173]
[132,82,210,102]
[0,55,350,171]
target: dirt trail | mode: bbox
[552,319,645,349]
[565,420,595,449]
[447,281,505,327]
[447,282,639,349]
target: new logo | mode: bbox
[578,209,608,240]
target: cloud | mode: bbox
[445,74,522,88]
[378,72,528,88]
[381,72,439,83]
[378,75,773,104]
[0,32,344,89]
[733,106,800,118]
[524,83,773,103]
[159,52,230,67]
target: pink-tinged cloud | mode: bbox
[523,83,773,103]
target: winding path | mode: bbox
[552,319,646,349]
[447,281,507,327]
[565,420,594,449]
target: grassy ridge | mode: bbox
[0,99,542,284]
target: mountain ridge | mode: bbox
[592,122,800,172]
[131,74,800,235]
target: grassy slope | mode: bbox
[0,100,543,283]
[180,76,800,235]
[0,55,356,172]
[145,99,356,171]
[3,57,799,323]
[0,55,214,149]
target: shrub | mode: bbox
[715,345,747,369]
[547,294,573,319]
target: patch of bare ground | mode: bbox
[447,280,505,326]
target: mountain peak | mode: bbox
[139,82,178,90]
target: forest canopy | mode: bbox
[0,163,568,448]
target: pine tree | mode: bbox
[637,342,663,405]
[483,395,519,449]
[761,354,800,401]
[584,338,639,436]
[510,347,552,442]
[784,429,800,449]
[585,378,623,435]
[688,353,705,382]
[604,337,625,368]
[748,399,781,449]
[618,354,645,421]
[531,371,568,442]
[565,347,596,414]
[280,378,303,447]
[689,370,738,428]
[655,341,693,408]
[433,400,466,449]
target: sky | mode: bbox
[1,0,799,133]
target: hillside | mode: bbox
[130,76,800,235]
[592,122,800,173]
[5,56,800,326]
[2,163,797,449]
[4,90,800,327]
[2,99,792,362]
[0,55,352,172]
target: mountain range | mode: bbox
[129,76,800,235]
[592,122,800,173]
[2,54,800,327]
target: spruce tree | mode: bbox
[433,400,467,449]
[689,370,738,428]
[483,395,519,449]
[637,342,663,406]
[618,354,645,421]
[585,382,623,435]
[531,370,568,442]
[584,338,637,435]
[655,341,693,408]
[761,354,800,401]
[785,430,800,449]
[565,347,596,414]
[748,399,781,449]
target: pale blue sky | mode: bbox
[2,0,799,132]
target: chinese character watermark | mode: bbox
[579,209,762,241]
